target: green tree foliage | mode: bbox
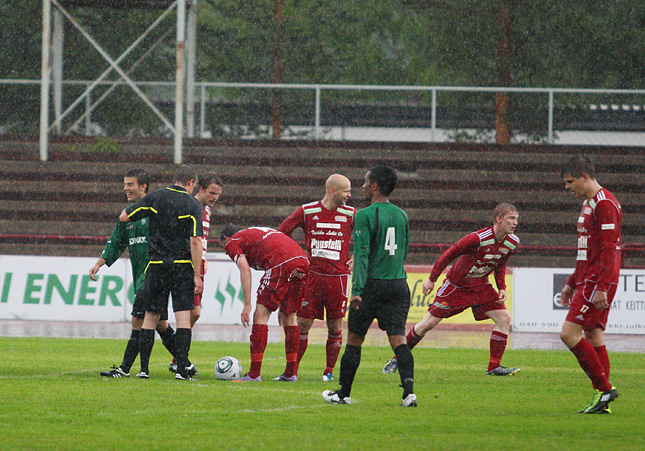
[1,0,643,136]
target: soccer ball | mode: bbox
[215,356,242,380]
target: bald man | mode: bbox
[279,174,355,381]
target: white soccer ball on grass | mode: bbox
[215,356,242,380]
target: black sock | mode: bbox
[338,344,361,398]
[175,328,192,376]
[157,325,176,359]
[138,329,155,374]
[120,329,140,373]
[395,344,414,398]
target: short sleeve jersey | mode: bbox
[351,202,409,297]
[125,185,203,261]
[224,227,307,271]
[429,227,519,291]
[100,217,149,293]
[567,188,622,292]
[278,200,355,275]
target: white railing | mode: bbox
[3,78,645,144]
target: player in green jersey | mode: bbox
[323,165,416,407]
[91,168,177,378]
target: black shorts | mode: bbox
[144,259,195,313]
[131,288,168,321]
[348,278,410,338]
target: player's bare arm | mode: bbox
[190,236,204,295]
[347,256,354,272]
[350,295,362,309]
[422,279,435,296]
[497,289,507,304]
[89,258,107,281]
[560,284,574,307]
[119,209,130,222]
[236,255,253,327]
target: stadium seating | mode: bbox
[1,136,643,267]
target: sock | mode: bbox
[488,331,508,372]
[174,328,192,375]
[570,338,611,392]
[406,325,424,351]
[325,331,343,374]
[249,324,268,379]
[283,325,299,377]
[157,325,176,359]
[394,344,415,398]
[138,328,155,374]
[120,329,140,373]
[594,345,610,379]
[338,344,361,398]
[297,332,309,364]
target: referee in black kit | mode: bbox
[119,165,204,380]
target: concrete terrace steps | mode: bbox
[1,136,644,267]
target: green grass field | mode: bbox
[1,337,643,451]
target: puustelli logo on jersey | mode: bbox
[304,207,322,215]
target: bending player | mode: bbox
[383,203,521,376]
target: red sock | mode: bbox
[249,324,268,379]
[325,331,343,374]
[406,325,424,350]
[488,331,508,372]
[283,325,299,377]
[570,339,611,391]
[297,332,309,364]
[594,345,610,379]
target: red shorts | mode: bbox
[565,279,617,331]
[428,279,506,321]
[257,257,309,315]
[299,271,350,320]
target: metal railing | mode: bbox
[2,78,645,143]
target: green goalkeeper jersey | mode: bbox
[351,201,409,296]
[100,217,149,293]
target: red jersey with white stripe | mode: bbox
[279,201,354,275]
[566,188,621,292]
[429,227,519,290]
[224,227,308,271]
[201,205,211,264]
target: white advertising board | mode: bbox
[513,267,645,334]
[0,254,273,325]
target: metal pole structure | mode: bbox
[50,0,177,133]
[314,86,321,139]
[200,84,206,138]
[548,90,554,143]
[175,0,186,164]
[85,88,91,135]
[40,0,51,162]
[52,8,64,134]
[431,88,437,142]
[185,0,197,138]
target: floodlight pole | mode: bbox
[40,0,51,162]
[175,0,186,164]
[186,0,197,139]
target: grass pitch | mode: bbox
[1,337,643,451]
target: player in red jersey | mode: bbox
[559,155,621,414]
[279,174,354,382]
[192,174,224,326]
[220,225,310,382]
[382,203,521,376]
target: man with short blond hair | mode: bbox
[382,202,521,377]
